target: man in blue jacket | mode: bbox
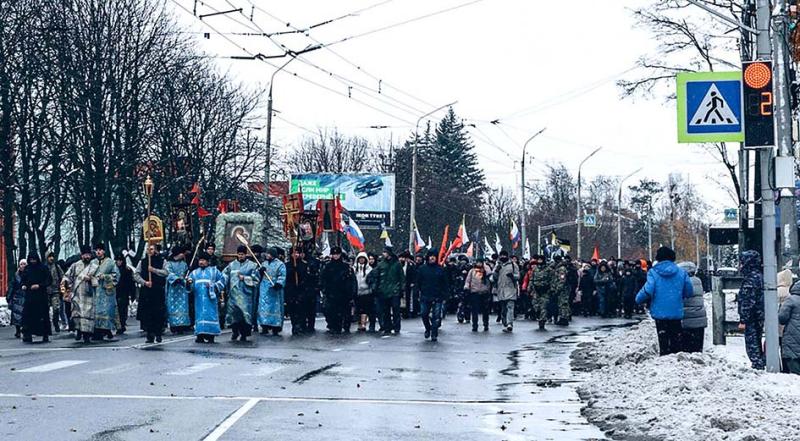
[416,251,449,342]
[635,246,693,356]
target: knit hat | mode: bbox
[655,246,676,262]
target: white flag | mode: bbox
[495,233,503,253]
[484,236,495,256]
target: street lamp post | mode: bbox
[265,57,298,214]
[576,147,602,260]
[408,101,457,254]
[617,168,642,259]
[520,128,546,258]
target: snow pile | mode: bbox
[0,297,9,327]
[577,321,800,441]
[572,321,659,371]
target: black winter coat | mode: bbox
[415,263,450,301]
[21,261,52,336]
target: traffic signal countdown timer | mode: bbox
[742,61,775,147]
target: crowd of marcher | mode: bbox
[5,240,800,375]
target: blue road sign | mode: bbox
[677,71,744,143]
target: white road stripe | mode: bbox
[240,365,284,377]
[202,398,260,441]
[167,362,220,376]
[358,341,370,345]
[0,392,544,407]
[90,364,139,375]
[16,360,88,373]
[332,348,343,352]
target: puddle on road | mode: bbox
[490,326,628,441]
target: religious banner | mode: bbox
[213,212,264,262]
[281,192,304,239]
[171,203,194,246]
[143,215,165,244]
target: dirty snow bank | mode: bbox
[575,319,800,441]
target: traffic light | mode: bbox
[743,61,775,147]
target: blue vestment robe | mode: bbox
[257,259,287,327]
[188,266,226,336]
[165,260,191,328]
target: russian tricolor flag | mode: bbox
[342,214,365,251]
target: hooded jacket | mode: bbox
[738,250,764,324]
[353,252,373,297]
[635,260,693,320]
[779,281,800,359]
[677,261,707,329]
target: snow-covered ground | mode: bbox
[574,318,800,441]
[0,296,9,327]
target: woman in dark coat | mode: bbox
[21,253,52,343]
[7,259,27,338]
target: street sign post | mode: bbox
[677,71,744,143]
[742,61,775,148]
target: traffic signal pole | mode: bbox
[772,0,798,270]
[755,0,781,373]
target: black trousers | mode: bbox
[116,295,129,329]
[325,298,351,333]
[376,296,401,332]
[655,319,683,356]
[468,292,490,329]
[681,328,704,353]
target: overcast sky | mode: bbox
[169,0,735,218]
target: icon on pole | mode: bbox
[677,71,744,143]
[583,214,597,228]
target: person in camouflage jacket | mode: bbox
[527,255,552,330]
[738,250,765,370]
[551,257,572,326]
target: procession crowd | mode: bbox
[5,239,726,349]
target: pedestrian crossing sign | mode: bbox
[677,71,744,143]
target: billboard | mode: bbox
[290,173,395,228]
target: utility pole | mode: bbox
[520,128,546,259]
[576,147,602,260]
[755,0,781,373]
[772,0,798,270]
[408,101,456,254]
[265,57,297,214]
[617,168,642,259]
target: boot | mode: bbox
[231,328,240,341]
[14,326,20,338]
[195,336,204,343]
[538,320,546,331]
[52,317,60,333]
[22,334,33,343]
[155,334,162,343]
[146,333,155,344]
[207,336,215,343]
[42,335,49,343]
[82,333,91,343]
[74,331,82,341]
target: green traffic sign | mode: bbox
[676,71,744,143]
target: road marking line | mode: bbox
[0,392,555,407]
[202,398,259,441]
[241,365,284,377]
[130,333,207,349]
[332,348,343,352]
[16,360,88,373]
[167,362,220,376]
[358,341,370,345]
[90,364,138,375]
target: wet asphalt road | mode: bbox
[0,315,631,441]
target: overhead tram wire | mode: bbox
[169,0,416,126]
[244,0,437,109]
[199,0,428,121]
[219,0,430,117]
[315,0,490,48]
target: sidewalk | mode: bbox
[573,316,800,441]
